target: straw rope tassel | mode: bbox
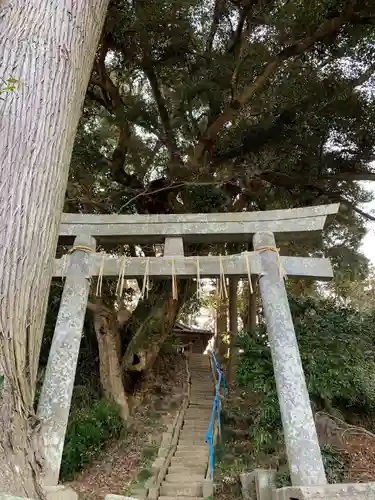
[116,253,127,297]
[171,258,178,300]
[257,246,287,280]
[141,257,150,299]
[96,252,105,297]
[196,256,202,298]
[219,255,228,300]
[244,251,254,294]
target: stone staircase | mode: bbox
[158,353,214,500]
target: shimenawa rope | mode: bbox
[257,245,287,279]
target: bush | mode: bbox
[236,296,375,452]
[60,399,126,481]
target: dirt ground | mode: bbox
[69,352,187,500]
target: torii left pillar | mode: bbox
[37,234,96,486]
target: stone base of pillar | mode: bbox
[202,478,214,498]
[43,485,78,500]
[0,485,78,500]
[272,483,375,500]
[105,495,140,500]
[240,469,276,500]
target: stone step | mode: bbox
[176,449,207,456]
[189,391,213,395]
[182,421,210,427]
[171,456,208,467]
[190,383,213,386]
[183,416,210,420]
[160,482,203,497]
[181,425,209,431]
[189,392,213,396]
[182,421,209,426]
[181,426,209,432]
[183,419,210,425]
[179,434,207,441]
[168,464,207,475]
[184,410,211,415]
[189,391,213,394]
[178,433,207,440]
[174,450,209,459]
[176,444,208,452]
[178,438,207,445]
[186,406,212,411]
[188,403,212,407]
[165,473,205,483]
[188,398,213,402]
[188,398,213,401]
[187,404,212,408]
[179,424,208,439]
[159,497,203,500]
[184,411,211,416]
[187,404,211,407]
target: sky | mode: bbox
[362,215,375,264]
[360,182,375,265]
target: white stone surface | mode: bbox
[272,483,375,499]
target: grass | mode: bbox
[60,398,126,481]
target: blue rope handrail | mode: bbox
[205,351,227,480]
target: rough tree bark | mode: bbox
[0,1,109,496]
[85,281,192,420]
[227,277,239,385]
[241,277,257,332]
[88,301,131,421]
[122,280,193,373]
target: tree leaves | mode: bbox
[236,295,375,450]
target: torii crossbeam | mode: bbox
[38,204,339,488]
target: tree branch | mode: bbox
[191,0,357,165]
[342,198,375,221]
[142,60,182,172]
[230,8,251,94]
[256,169,375,221]
[324,172,375,182]
[93,39,134,186]
[206,0,226,53]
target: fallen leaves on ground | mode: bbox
[69,353,187,500]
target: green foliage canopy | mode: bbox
[66,0,375,279]
[236,296,375,451]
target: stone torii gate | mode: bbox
[37,203,339,488]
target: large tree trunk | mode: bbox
[241,277,257,332]
[227,277,239,385]
[122,280,193,372]
[0,1,109,495]
[90,303,131,421]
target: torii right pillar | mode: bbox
[254,231,327,487]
